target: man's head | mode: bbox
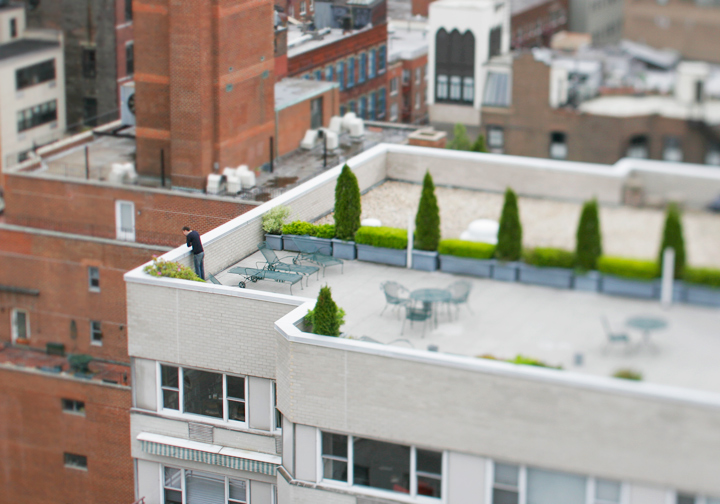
[182,226,191,236]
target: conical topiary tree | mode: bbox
[334,164,361,240]
[471,134,488,153]
[575,199,602,271]
[415,171,441,251]
[495,188,522,261]
[658,202,686,279]
[446,123,472,151]
[309,286,343,337]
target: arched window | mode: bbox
[435,28,475,104]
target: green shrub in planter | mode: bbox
[315,224,336,239]
[262,205,291,235]
[523,247,575,269]
[282,221,316,236]
[438,239,495,259]
[657,202,686,279]
[575,199,602,271]
[305,285,345,337]
[446,123,472,151]
[471,134,488,153]
[144,257,205,282]
[355,226,408,249]
[334,164,362,240]
[597,256,658,280]
[613,369,642,381]
[414,171,441,251]
[495,188,522,262]
[684,266,720,288]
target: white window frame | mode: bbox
[62,398,86,416]
[415,92,420,110]
[402,69,410,85]
[300,0,306,15]
[11,308,29,342]
[157,363,249,429]
[88,266,100,292]
[309,0,314,10]
[390,103,398,121]
[115,200,135,241]
[318,431,445,502]
[90,320,103,346]
[162,466,250,504]
[390,77,398,96]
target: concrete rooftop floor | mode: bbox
[217,250,720,395]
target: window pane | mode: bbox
[165,489,183,504]
[183,369,223,418]
[494,463,519,486]
[417,449,442,475]
[494,488,520,504]
[677,495,695,504]
[417,475,441,498]
[352,438,410,493]
[161,365,179,388]
[322,432,348,457]
[165,467,182,489]
[595,479,621,502]
[526,468,586,504]
[227,375,245,399]
[323,458,348,481]
[228,399,246,422]
[450,76,462,100]
[163,390,179,410]
[229,478,247,503]
[186,470,224,504]
[16,311,27,339]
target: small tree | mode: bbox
[414,171,441,251]
[658,202,686,279]
[495,188,523,261]
[446,123,472,151]
[575,199,602,271]
[306,286,345,337]
[334,164,362,241]
[471,134,488,153]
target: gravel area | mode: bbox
[317,181,720,268]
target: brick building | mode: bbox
[569,0,624,46]
[388,23,429,124]
[386,59,403,121]
[23,0,134,129]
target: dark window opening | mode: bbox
[82,48,97,79]
[90,321,103,345]
[310,97,323,130]
[489,26,502,59]
[550,131,567,159]
[183,368,223,419]
[88,266,100,291]
[126,43,134,75]
[627,135,649,159]
[17,100,57,132]
[16,59,56,90]
[10,18,18,38]
[125,0,133,21]
[62,399,86,414]
[64,453,87,469]
[435,28,475,104]
[83,97,98,126]
[353,437,410,493]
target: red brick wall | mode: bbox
[0,227,165,361]
[386,61,403,122]
[115,0,135,107]
[411,0,433,17]
[0,368,133,504]
[277,87,339,156]
[401,54,428,124]
[2,174,257,247]
[511,0,569,49]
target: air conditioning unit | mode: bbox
[120,82,136,126]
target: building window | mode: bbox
[17,100,57,133]
[436,75,448,100]
[378,45,386,73]
[288,4,293,17]
[11,309,29,342]
[62,399,86,415]
[449,76,462,100]
[627,135,649,159]
[483,72,510,107]
[378,88,386,119]
[390,77,398,95]
[415,92,420,110]
[462,77,474,102]
[550,132,567,159]
[337,61,345,91]
[126,42,134,75]
[159,364,247,424]
[164,467,248,504]
[706,143,720,165]
[493,463,520,504]
[83,97,98,126]
[125,0,133,21]
[340,105,347,116]
[594,479,622,504]
[489,26,502,59]
[527,467,586,503]
[359,53,367,83]
[310,97,323,129]
[64,453,87,470]
[347,57,355,88]
[390,103,398,121]
[415,67,421,84]
[435,28,475,104]
[677,495,696,504]
[300,0,306,15]
[164,467,183,504]
[82,47,97,78]
[115,200,135,241]
[663,136,683,162]
[320,432,443,498]
[90,321,103,346]
[309,0,314,10]
[369,49,376,79]
[314,69,322,80]
[402,69,410,85]
[16,59,56,90]
[325,65,334,81]
[349,101,356,113]
[88,266,100,291]
[10,18,17,38]
[369,92,376,120]
[359,96,367,119]
[272,382,282,431]
[424,64,428,81]
[487,125,504,153]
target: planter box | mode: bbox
[519,264,574,289]
[356,244,407,267]
[412,250,439,271]
[282,234,301,251]
[306,236,333,255]
[439,255,494,278]
[601,275,659,299]
[265,234,283,250]
[574,271,601,292]
[332,239,356,260]
[493,262,519,282]
[685,284,720,307]
[672,281,687,303]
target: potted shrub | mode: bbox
[261,205,290,250]
[355,226,408,267]
[281,220,316,251]
[657,202,687,302]
[438,239,496,277]
[574,199,602,292]
[304,286,346,337]
[143,257,205,282]
[597,256,659,299]
[333,164,361,260]
[519,248,575,289]
[683,267,720,307]
[493,188,522,281]
[412,171,441,271]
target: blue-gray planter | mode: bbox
[439,255,494,278]
[574,271,601,292]
[282,235,300,251]
[601,275,659,299]
[672,281,687,303]
[519,264,574,289]
[265,234,283,250]
[356,244,407,267]
[332,239,356,260]
[305,236,333,255]
[493,262,519,282]
[685,284,720,307]
[412,250,439,271]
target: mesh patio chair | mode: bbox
[291,236,343,276]
[601,316,630,353]
[380,281,410,318]
[401,302,432,337]
[258,242,320,286]
[446,280,473,319]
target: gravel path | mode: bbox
[317,181,720,268]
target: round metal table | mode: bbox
[626,316,668,344]
[411,288,452,327]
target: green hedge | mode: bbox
[684,266,720,288]
[315,224,336,239]
[355,226,408,249]
[597,256,658,280]
[143,257,205,282]
[281,221,335,238]
[523,247,575,269]
[438,239,495,259]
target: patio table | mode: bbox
[626,316,668,344]
[410,288,452,327]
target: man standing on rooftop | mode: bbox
[182,226,205,280]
